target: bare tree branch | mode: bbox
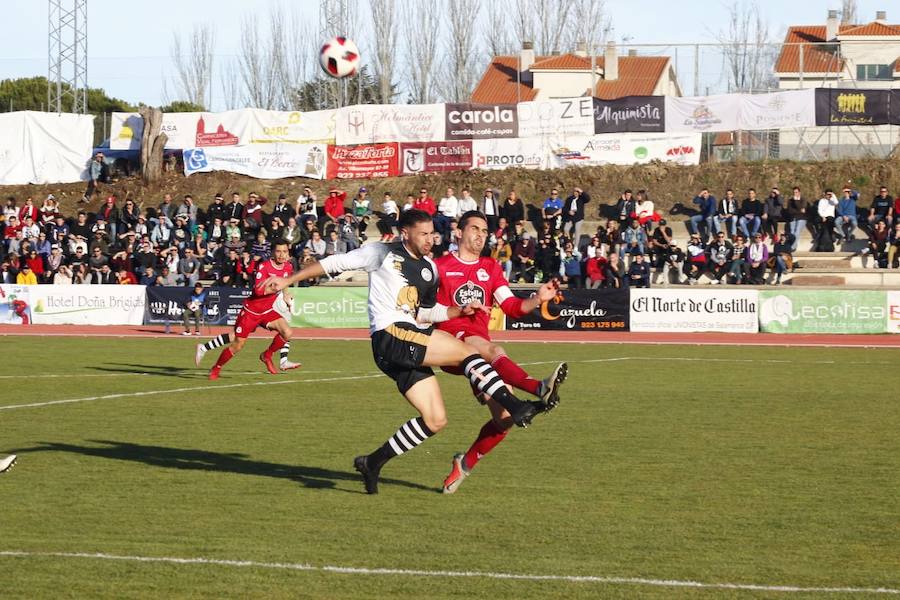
[514,0,537,49]
[220,57,241,110]
[368,0,398,103]
[715,1,776,93]
[841,0,858,24]
[238,13,280,109]
[484,0,513,57]
[566,0,611,53]
[169,23,215,108]
[436,0,482,102]
[403,0,441,103]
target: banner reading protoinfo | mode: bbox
[546,132,701,167]
[399,141,473,174]
[759,289,887,334]
[28,285,145,325]
[505,288,629,331]
[630,289,758,333]
[287,287,368,328]
[182,144,327,179]
[517,97,595,138]
[472,138,547,170]
[326,143,400,179]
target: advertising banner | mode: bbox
[27,285,145,325]
[593,96,665,133]
[546,132,702,167]
[399,141,473,174]
[334,104,445,145]
[0,284,32,324]
[245,108,337,144]
[519,97,595,138]
[892,90,900,126]
[144,286,250,326]
[630,289,758,333]
[444,103,518,140]
[506,288,629,331]
[814,89,891,126]
[759,290,887,334]
[472,138,547,170]
[0,112,94,185]
[665,94,741,133]
[110,110,252,150]
[885,290,900,334]
[739,89,815,130]
[326,143,400,179]
[182,144,327,179]
[287,287,369,328]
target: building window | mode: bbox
[856,64,891,81]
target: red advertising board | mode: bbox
[399,141,473,174]
[326,143,399,179]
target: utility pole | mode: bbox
[48,0,88,113]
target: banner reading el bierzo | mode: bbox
[506,288,629,331]
[814,89,891,126]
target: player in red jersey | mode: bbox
[206,240,298,380]
[435,210,568,494]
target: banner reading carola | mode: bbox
[444,103,519,140]
[326,143,400,179]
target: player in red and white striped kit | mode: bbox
[204,240,300,380]
[435,211,567,494]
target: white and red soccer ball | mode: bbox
[319,36,360,78]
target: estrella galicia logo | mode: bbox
[183,148,209,173]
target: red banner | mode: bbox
[399,141,473,174]
[326,143,399,179]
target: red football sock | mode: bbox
[213,347,235,369]
[265,334,287,356]
[491,355,541,396]
[463,420,509,471]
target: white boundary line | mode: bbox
[0,550,896,595]
[0,374,383,411]
[0,370,346,380]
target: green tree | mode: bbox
[0,76,135,114]
[292,66,396,111]
[159,100,206,112]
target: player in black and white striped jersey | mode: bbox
[265,209,550,494]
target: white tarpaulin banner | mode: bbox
[335,104,445,145]
[630,289,759,333]
[245,108,336,144]
[665,94,741,133]
[0,112,94,185]
[28,285,146,325]
[472,138,547,170]
[182,144,327,179]
[739,89,815,130]
[110,110,253,150]
[546,132,702,167]
[517,97,595,139]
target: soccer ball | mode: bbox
[319,36,360,78]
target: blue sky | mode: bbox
[0,1,890,110]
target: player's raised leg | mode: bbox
[0,454,18,474]
[196,333,231,367]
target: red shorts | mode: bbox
[439,323,490,342]
[233,308,282,339]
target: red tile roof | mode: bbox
[471,54,670,103]
[775,21,900,74]
[839,21,900,36]
[712,131,766,146]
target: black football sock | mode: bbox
[461,354,524,414]
[203,333,230,352]
[368,417,435,469]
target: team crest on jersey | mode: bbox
[421,267,433,282]
[476,268,490,282]
[396,285,419,313]
[454,281,485,306]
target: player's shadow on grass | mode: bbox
[20,440,435,494]
[89,363,204,379]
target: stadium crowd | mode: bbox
[1,182,898,288]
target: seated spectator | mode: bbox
[305,229,326,260]
[626,254,651,288]
[16,262,37,285]
[688,188,717,241]
[684,233,707,284]
[280,216,302,248]
[768,232,793,284]
[614,190,636,229]
[887,222,900,269]
[632,190,660,229]
[562,187,589,243]
[739,189,763,240]
[457,188,478,215]
[182,282,206,335]
[338,215,361,251]
[814,189,838,252]
[707,231,734,284]
[376,192,399,240]
[73,263,91,284]
[744,233,769,284]
[868,186,893,230]
[501,190,525,228]
[584,253,606,289]
[116,268,138,285]
[53,264,73,285]
[325,229,347,256]
[250,231,271,261]
[535,234,560,283]
[868,220,890,268]
[92,263,115,284]
[140,266,158,286]
[178,247,202,286]
[559,242,582,288]
[510,234,535,283]
[620,218,647,260]
[716,189,739,238]
[835,187,859,242]
[296,247,319,286]
[492,237,513,280]
[762,187,784,239]
[541,188,563,232]
[602,253,625,288]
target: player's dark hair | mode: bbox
[398,209,432,231]
[458,210,488,230]
[272,239,290,249]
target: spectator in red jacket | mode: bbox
[413,187,437,216]
[323,188,347,232]
[585,254,606,288]
[18,197,39,224]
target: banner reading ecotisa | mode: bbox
[287,287,368,328]
[814,89,891,126]
[505,288,629,331]
[24,285,145,325]
[182,144,327,179]
[630,289,758,333]
[144,286,251,326]
[759,289,887,334]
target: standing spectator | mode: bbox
[814,189,838,252]
[744,233,769,284]
[738,189,763,240]
[481,188,500,232]
[81,152,105,203]
[323,188,348,232]
[99,195,120,240]
[206,193,227,227]
[157,193,176,228]
[178,248,202,286]
[501,190,525,227]
[867,186,894,230]
[244,193,265,233]
[19,196,39,223]
[762,187,784,239]
[118,197,140,235]
[182,283,207,336]
[768,232,793,284]
[835,187,859,242]
[688,188,717,241]
[707,232,734,284]
[272,193,295,230]
[176,195,198,229]
[541,188,563,233]
[562,186,589,243]
[786,186,809,252]
[716,189,739,238]
[626,254,651,288]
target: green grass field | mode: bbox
[1,335,898,599]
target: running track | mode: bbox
[2,325,900,348]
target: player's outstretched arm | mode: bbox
[521,278,560,313]
[265,262,326,293]
[265,243,389,293]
